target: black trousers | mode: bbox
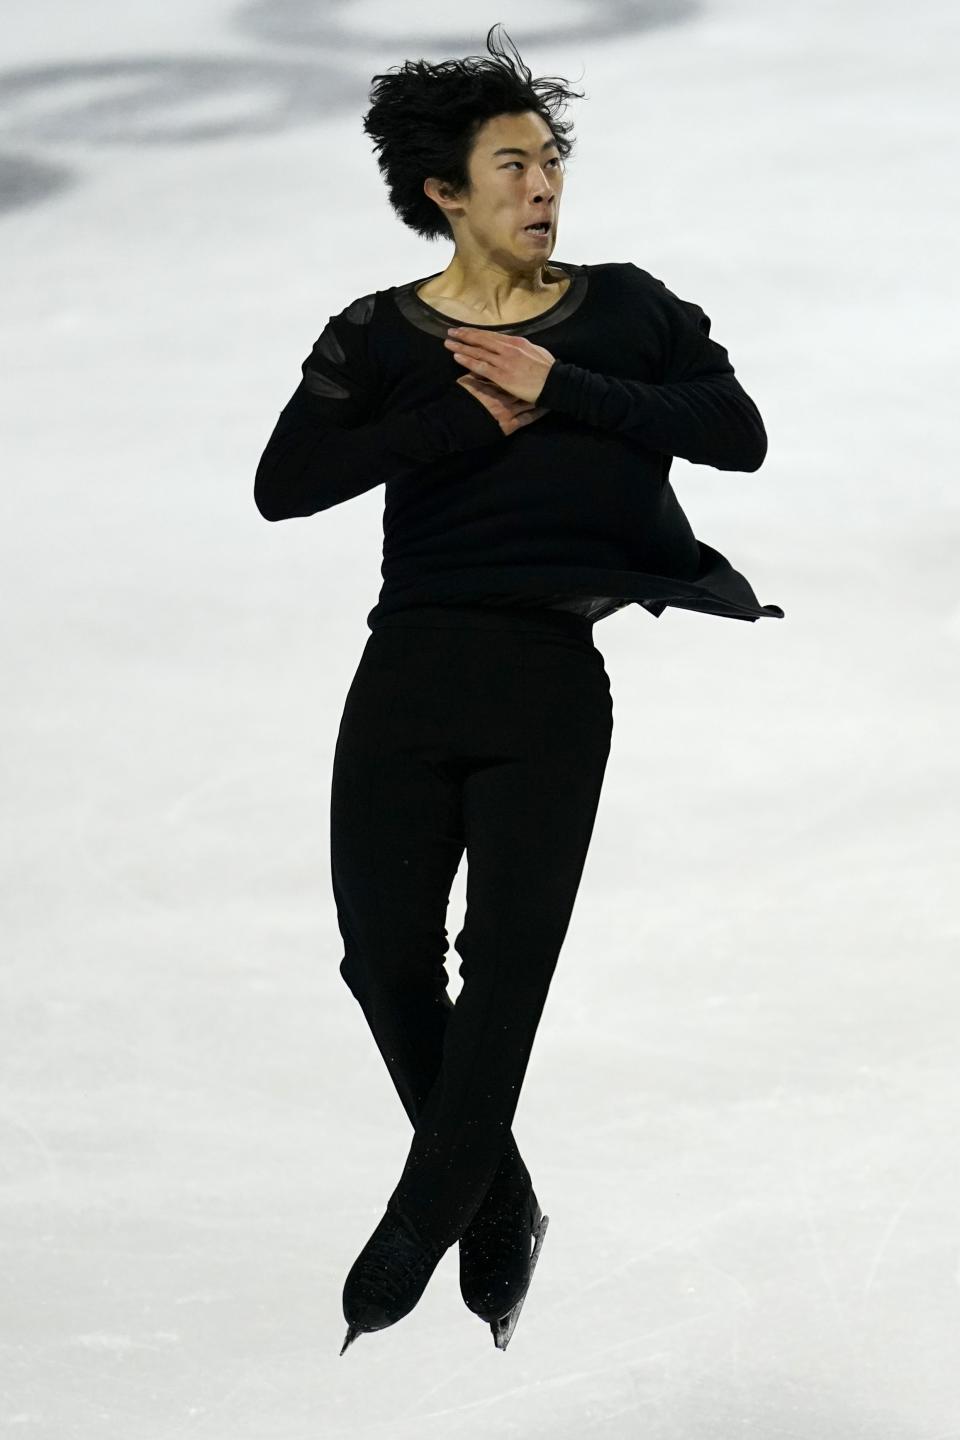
[330,602,614,1249]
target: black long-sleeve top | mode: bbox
[254,260,784,628]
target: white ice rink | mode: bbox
[2,1,958,1435]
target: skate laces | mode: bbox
[360,1211,442,1303]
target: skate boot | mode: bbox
[340,1196,449,1354]
[459,1156,550,1351]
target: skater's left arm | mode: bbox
[537,272,768,472]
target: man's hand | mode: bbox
[456,374,548,436]
[444,327,556,404]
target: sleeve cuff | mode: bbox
[537,359,584,416]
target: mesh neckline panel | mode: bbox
[392,261,589,339]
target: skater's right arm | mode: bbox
[253,302,506,521]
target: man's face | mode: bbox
[450,111,564,262]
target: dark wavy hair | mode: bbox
[362,23,586,243]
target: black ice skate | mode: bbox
[459,1169,550,1351]
[340,1197,449,1354]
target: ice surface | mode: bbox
[2,1,958,1436]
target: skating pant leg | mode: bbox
[332,624,534,1195]
[331,626,464,1129]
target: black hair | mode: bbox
[361,23,586,243]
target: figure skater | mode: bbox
[253,22,783,1355]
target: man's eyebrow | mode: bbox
[491,139,560,157]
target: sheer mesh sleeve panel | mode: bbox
[254,293,504,519]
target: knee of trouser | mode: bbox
[339,948,407,998]
[455,916,568,980]
[339,953,363,999]
[340,943,448,1002]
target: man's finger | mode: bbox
[446,327,511,348]
[445,332,518,363]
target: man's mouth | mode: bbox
[523,222,551,235]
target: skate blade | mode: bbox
[490,1210,549,1351]
[340,1322,364,1355]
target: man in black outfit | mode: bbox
[253,24,781,1356]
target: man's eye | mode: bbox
[505,158,562,169]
